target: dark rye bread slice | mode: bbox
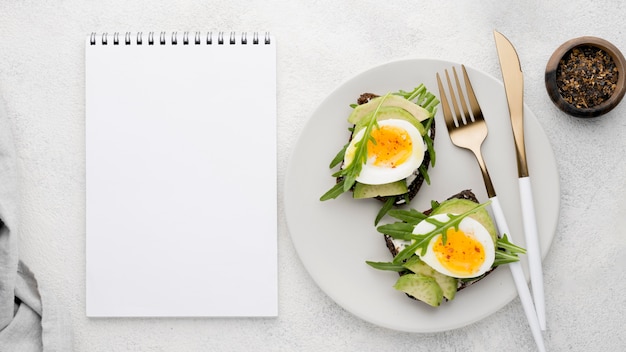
[339,93,436,205]
[383,189,496,295]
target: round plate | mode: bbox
[284,59,560,333]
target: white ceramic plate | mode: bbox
[284,59,560,333]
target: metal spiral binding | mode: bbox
[89,31,271,45]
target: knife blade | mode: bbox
[494,30,546,331]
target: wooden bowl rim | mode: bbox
[545,36,626,118]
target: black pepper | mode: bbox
[556,45,618,108]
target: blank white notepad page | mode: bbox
[85,32,277,317]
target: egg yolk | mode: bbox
[367,125,413,167]
[433,228,486,276]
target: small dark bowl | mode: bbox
[545,36,626,118]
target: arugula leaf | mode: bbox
[418,165,430,185]
[377,202,491,264]
[387,208,428,225]
[374,196,397,225]
[493,234,526,266]
[365,261,406,272]
[376,222,416,240]
[319,179,347,201]
[328,140,349,169]
[422,116,436,167]
[395,84,439,117]
[497,234,526,254]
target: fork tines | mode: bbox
[436,65,494,197]
[437,65,484,128]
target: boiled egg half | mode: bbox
[413,213,496,279]
[343,119,424,185]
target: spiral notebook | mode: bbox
[85,31,277,317]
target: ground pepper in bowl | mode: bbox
[556,46,618,109]
[545,36,626,118]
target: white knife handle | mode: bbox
[489,196,546,352]
[519,176,546,331]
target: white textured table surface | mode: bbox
[1,1,625,351]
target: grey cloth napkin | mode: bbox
[0,94,73,351]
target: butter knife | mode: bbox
[494,30,546,331]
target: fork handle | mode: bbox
[489,196,546,352]
[472,147,496,198]
[519,176,546,331]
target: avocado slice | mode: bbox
[353,106,427,136]
[352,180,408,199]
[348,95,431,125]
[393,273,443,307]
[431,198,498,245]
[403,256,458,301]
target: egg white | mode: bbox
[343,119,424,185]
[413,213,495,279]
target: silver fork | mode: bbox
[436,65,546,352]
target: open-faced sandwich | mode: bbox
[320,85,439,223]
[367,190,525,307]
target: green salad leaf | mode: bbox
[364,261,406,272]
[493,234,527,266]
[374,196,398,226]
